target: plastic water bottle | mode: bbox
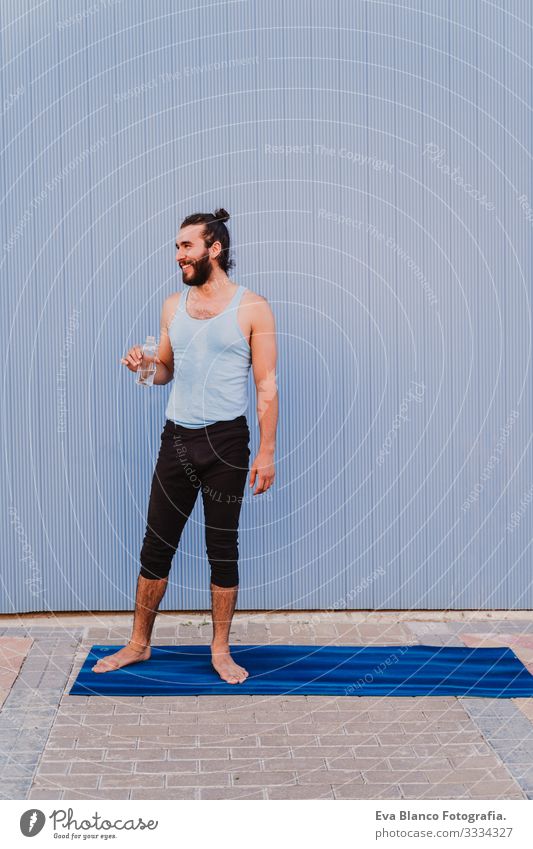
[136,335,158,387]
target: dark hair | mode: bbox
[179,208,234,272]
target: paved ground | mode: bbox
[1,611,533,801]
[0,638,32,708]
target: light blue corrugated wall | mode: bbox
[2,0,532,612]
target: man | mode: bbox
[93,209,278,683]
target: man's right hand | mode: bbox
[121,345,143,372]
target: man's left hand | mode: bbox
[249,450,275,495]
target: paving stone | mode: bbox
[259,734,318,747]
[350,745,409,759]
[510,766,533,782]
[0,765,35,781]
[299,769,364,784]
[42,748,105,762]
[400,783,470,799]
[267,785,334,799]
[131,788,197,799]
[231,771,297,786]
[44,738,77,750]
[0,781,35,799]
[226,723,285,734]
[333,783,402,799]
[142,712,200,725]
[36,761,70,776]
[116,704,169,716]
[423,767,495,783]
[363,769,429,784]
[199,787,265,799]
[462,699,521,717]
[367,710,428,722]
[233,746,290,759]
[32,776,99,790]
[99,774,165,789]
[62,790,133,800]
[69,761,134,775]
[284,753,332,768]
[27,789,65,799]
[435,732,486,744]
[200,759,260,773]
[165,746,226,760]
[107,724,173,737]
[69,703,115,715]
[0,752,39,766]
[495,749,533,764]
[200,696,251,708]
[327,756,376,770]
[344,722,405,735]
[138,733,197,744]
[467,782,524,798]
[389,757,451,771]
[286,722,328,734]
[320,734,379,746]
[166,772,231,787]
[135,760,200,774]
[81,715,141,727]
[447,752,499,767]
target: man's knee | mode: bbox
[139,563,171,580]
[210,562,239,588]
[206,529,239,587]
[140,536,173,580]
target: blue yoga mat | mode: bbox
[69,643,533,697]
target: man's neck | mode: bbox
[193,271,233,299]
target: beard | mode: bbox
[181,253,212,287]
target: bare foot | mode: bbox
[211,645,249,684]
[92,642,151,673]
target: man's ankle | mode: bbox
[128,639,149,652]
[211,641,230,652]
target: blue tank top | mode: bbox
[165,284,252,427]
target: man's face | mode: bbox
[175,223,214,287]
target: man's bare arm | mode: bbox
[153,296,176,385]
[249,296,278,494]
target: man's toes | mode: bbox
[92,659,117,673]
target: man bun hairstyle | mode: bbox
[180,207,234,272]
[214,207,230,223]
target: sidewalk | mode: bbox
[1,611,533,801]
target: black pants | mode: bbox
[139,415,250,587]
